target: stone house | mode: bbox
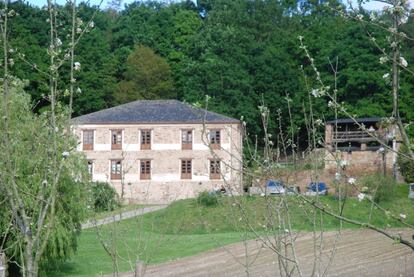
[72,100,243,204]
[324,117,401,175]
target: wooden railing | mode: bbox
[333,130,377,141]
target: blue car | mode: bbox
[265,180,285,195]
[305,182,328,196]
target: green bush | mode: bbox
[397,144,414,183]
[360,174,398,203]
[91,182,120,212]
[197,191,219,207]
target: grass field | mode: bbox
[49,184,413,276]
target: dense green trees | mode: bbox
[6,0,414,145]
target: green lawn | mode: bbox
[49,184,414,276]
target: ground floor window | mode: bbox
[181,159,192,179]
[140,160,151,180]
[210,159,221,179]
[111,160,122,180]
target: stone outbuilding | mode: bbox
[324,117,401,175]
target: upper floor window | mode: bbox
[110,160,122,180]
[181,159,192,179]
[111,130,122,150]
[210,159,221,179]
[181,130,193,150]
[140,160,151,180]
[83,130,94,150]
[209,129,221,149]
[141,130,151,150]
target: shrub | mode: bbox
[197,191,219,207]
[91,182,120,212]
[360,174,397,203]
[397,144,414,183]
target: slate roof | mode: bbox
[72,100,239,125]
[326,117,383,124]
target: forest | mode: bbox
[7,0,414,143]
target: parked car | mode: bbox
[305,182,328,196]
[409,183,414,199]
[265,180,285,195]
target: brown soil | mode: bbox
[118,229,414,277]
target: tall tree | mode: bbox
[114,45,175,103]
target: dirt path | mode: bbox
[81,205,167,229]
[118,229,414,276]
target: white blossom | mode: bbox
[357,193,365,202]
[339,160,348,168]
[311,88,323,98]
[377,147,385,154]
[8,59,14,66]
[42,180,48,186]
[400,57,408,67]
[399,213,407,219]
[348,177,356,185]
[379,56,389,64]
[315,119,323,126]
[76,27,82,34]
[76,87,82,94]
[88,21,95,28]
[388,27,397,33]
[74,62,81,71]
[55,38,62,47]
[335,172,341,181]
[382,73,390,79]
[399,16,408,25]
[356,14,363,21]
[62,151,70,157]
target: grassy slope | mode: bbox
[51,185,413,276]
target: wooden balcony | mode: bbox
[332,131,378,143]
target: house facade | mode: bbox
[72,100,243,204]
